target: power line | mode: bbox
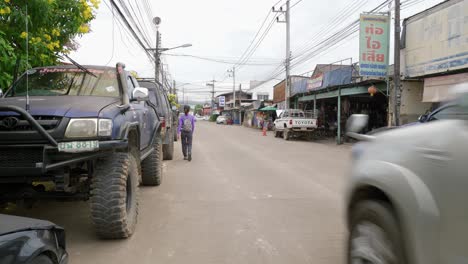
[164,53,282,66]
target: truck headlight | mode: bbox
[65,119,97,138]
[98,119,113,137]
[65,118,113,138]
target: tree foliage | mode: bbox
[0,0,100,88]
[168,93,180,108]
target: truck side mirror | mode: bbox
[172,106,177,111]
[132,87,149,102]
[346,114,369,133]
[0,89,3,97]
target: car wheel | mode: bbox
[90,151,139,239]
[30,255,54,264]
[141,133,163,185]
[163,132,174,160]
[348,201,406,264]
[283,129,290,140]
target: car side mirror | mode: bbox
[346,114,369,133]
[132,87,149,102]
[172,106,177,111]
[0,89,3,97]
[418,114,428,122]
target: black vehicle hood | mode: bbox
[0,214,62,236]
[0,96,120,118]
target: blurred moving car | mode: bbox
[0,214,68,264]
[216,115,228,125]
[345,113,468,264]
[415,102,468,124]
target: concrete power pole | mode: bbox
[228,67,236,108]
[155,30,161,83]
[273,0,291,109]
[394,0,401,126]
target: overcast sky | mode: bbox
[71,0,444,102]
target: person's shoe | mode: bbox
[184,156,187,160]
[188,154,192,162]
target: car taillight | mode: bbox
[161,117,166,128]
[289,119,293,125]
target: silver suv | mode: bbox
[345,113,468,263]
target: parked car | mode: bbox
[0,63,163,239]
[0,214,68,264]
[415,102,468,124]
[138,79,176,160]
[345,112,468,264]
[273,109,317,140]
[216,115,228,124]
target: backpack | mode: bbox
[182,116,192,132]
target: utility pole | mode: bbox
[273,0,291,109]
[173,80,176,94]
[228,67,236,108]
[206,80,216,114]
[394,0,401,126]
[239,83,242,125]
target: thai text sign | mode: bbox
[359,14,390,77]
[218,96,225,107]
[307,73,323,90]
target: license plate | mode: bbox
[301,127,307,131]
[58,141,99,153]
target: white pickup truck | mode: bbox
[274,109,317,140]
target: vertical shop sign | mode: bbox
[359,14,390,77]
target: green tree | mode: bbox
[194,104,203,115]
[168,93,180,109]
[0,0,100,88]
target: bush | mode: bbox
[209,114,219,122]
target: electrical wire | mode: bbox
[104,2,116,66]
[164,53,282,66]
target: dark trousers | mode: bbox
[181,131,193,157]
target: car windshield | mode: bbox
[5,68,120,98]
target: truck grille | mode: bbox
[0,116,61,131]
[0,148,43,168]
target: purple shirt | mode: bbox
[178,114,195,134]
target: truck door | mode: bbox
[127,76,151,150]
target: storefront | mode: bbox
[400,0,468,123]
[299,81,388,144]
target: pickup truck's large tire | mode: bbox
[348,201,406,264]
[141,134,163,186]
[173,127,178,142]
[163,134,174,160]
[90,152,139,239]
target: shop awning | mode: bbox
[259,106,277,111]
[298,84,386,102]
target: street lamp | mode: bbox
[147,16,192,82]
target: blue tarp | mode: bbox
[322,66,353,88]
[290,76,309,97]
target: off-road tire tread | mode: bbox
[90,152,139,239]
[141,135,163,186]
[163,133,174,160]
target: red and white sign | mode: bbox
[307,73,323,90]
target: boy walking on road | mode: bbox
[178,105,195,161]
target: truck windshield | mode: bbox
[5,68,120,98]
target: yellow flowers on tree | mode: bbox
[168,94,180,108]
[0,0,100,88]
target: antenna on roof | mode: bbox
[25,4,30,112]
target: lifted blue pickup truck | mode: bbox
[0,63,163,239]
